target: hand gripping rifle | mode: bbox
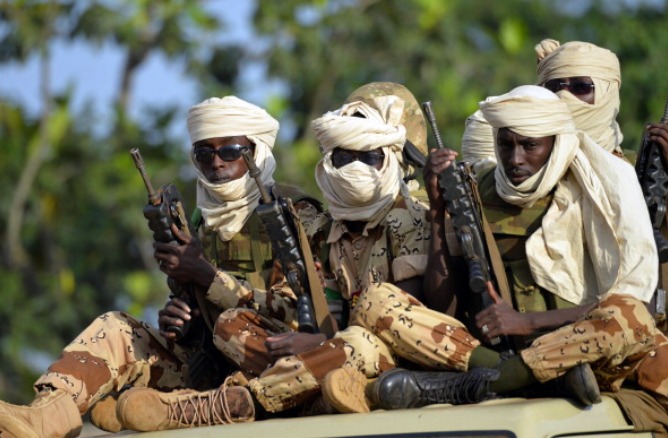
[240,148,324,334]
[422,102,512,351]
[636,97,668,263]
[130,148,194,339]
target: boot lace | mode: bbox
[166,377,253,427]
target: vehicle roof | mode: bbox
[84,395,650,438]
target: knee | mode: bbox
[593,294,656,345]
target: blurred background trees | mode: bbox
[1,0,666,403]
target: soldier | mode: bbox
[329,87,668,435]
[0,96,321,436]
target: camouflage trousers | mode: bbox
[352,283,668,400]
[213,307,396,412]
[34,311,191,414]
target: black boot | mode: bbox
[369,367,500,410]
[549,362,601,407]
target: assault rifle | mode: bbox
[240,148,319,334]
[422,101,511,351]
[636,97,668,263]
[130,148,194,339]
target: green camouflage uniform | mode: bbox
[350,168,668,404]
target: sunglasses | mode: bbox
[543,79,595,96]
[331,149,385,168]
[193,144,249,164]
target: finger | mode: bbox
[171,223,191,244]
[170,297,192,314]
[486,282,502,304]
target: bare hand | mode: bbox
[153,224,216,289]
[474,282,534,341]
[647,122,668,167]
[158,297,195,340]
[423,148,459,213]
[265,332,327,360]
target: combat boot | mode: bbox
[116,383,255,431]
[321,367,374,413]
[89,393,123,433]
[369,367,500,410]
[549,362,601,407]
[0,389,82,438]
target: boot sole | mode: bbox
[322,367,371,413]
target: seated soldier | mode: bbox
[0,96,320,436]
[327,86,668,435]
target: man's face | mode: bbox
[497,128,555,185]
[543,76,595,104]
[192,135,252,184]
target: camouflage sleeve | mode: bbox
[387,196,431,282]
[205,270,298,326]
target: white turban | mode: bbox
[461,109,496,175]
[480,85,657,305]
[187,96,278,241]
[535,39,623,154]
[311,96,409,227]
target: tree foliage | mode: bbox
[1,0,667,403]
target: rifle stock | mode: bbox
[422,102,511,351]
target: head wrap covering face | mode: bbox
[343,82,428,191]
[187,96,278,241]
[535,39,623,153]
[312,96,408,227]
[480,85,657,305]
[461,110,497,175]
[482,85,579,207]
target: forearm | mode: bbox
[424,210,458,314]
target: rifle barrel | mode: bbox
[130,148,160,205]
[422,101,446,150]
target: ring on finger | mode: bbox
[481,324,489,335]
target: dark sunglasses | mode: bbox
[193,144,248,164]
[543,79,595,96]
[331,149,385,168]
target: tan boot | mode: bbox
[116,384,255,431]
[0,389,83,438]
[89,393,123,433]
[321,367,373,414]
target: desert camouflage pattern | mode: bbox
[350,282,481,371]
[34,311,191,414]
[249,326,396,412]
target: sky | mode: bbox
[0,0,257,144]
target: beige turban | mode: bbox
[187,96,278,241]
[480,85,657,305]
[535,39,623,154]
[461,109,496,175]
[311,96,409,227]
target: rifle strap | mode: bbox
[292,204,339,338]
[469,179,513,304]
